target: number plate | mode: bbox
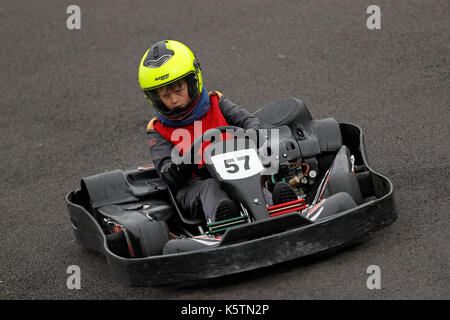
[210,149,264,180]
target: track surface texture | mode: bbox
[1,0,448,299]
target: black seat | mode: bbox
[253,98,343,157]
[254,98,314,129]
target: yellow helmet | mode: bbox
[138,40,203,119]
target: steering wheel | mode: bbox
[181,126,244,172]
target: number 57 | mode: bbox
[224,155,250,173]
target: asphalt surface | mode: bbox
[1,0,448,300]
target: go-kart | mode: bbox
[65,98,397,286]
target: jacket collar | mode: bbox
[155,89,210,127]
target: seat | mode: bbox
[253,98,314,129]
[253,98,342,158]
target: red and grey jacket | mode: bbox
[146,91,262,188]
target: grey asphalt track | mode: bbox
[1,0,448,300]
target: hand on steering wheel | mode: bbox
[182,126,243,171]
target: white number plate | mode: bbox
[210,149,264,180]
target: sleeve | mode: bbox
[147,129,192,188]
[218,96,263,130]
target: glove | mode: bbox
[174,161,195,177]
